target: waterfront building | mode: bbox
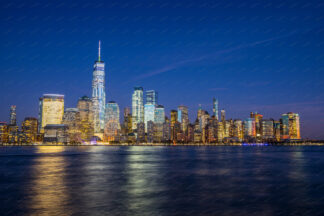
[213,98,219,121]
[154,105,165,124]
[104,101,120,142]
[147,121,154,143]
[199,111,209,131]
[171,121,181,142]
[244,118,256,140]
[9,105,17,125]
[92,41,106,134]
[123,107,132,134]
[187,124,194,142]
[62,108,80,143]
[153,123,163,142]
[162,120,171,142]
[77,96,94,141]
[0,122,8,143]
[261,119,274,140]
[250,112,263,139]
[178,105,189,132]
[21,117,38,143]
[233,119,243,141]
[274,120,281,141]
[281,112,301,140]
[217,121,224,142]
[43,124,69,144]
[38,94,64,133]
[136,122,145,142]
[132,87,144,130]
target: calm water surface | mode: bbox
[0,146,324,216]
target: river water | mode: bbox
[0,146,323,216]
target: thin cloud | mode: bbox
[129,31,297,82]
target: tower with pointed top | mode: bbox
[92,40,106,134]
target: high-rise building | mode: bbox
[77,96,94,141]
[146,90,158,105]
[281,112,301,140]
[154,105,165,124]
[104,101,120,142]
[261,119,274,140]
[136,122,145,142]
[221,109,226,122]
[274,120,281,141]
[244,118,256,139]
[250,112,263,138]
[92,40,106,134]
[22,117,38,142]
[132,87,144,130]
[9,105,17,125]
[178,105,189,132]
[170,110,178,126]
[233,119,243,141]
[63,108,80,143]
[0,122,9,143]
[147,120,155,143]
[213,98,219,121]
[38,94,64,133]
[123,107,132,134]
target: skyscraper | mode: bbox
[146,90,158,105]
[281,112,301,140]
[132,87,144,130]
[104,101,120,141]
[144,90,157,132]
[63,108,80,143]
[22,117,38,142]
[38,94,64,133]
[213,98,219,121]
[92,40,106,134]
[221,109,226,122]
[244,118,256,139]
[154,105,165,124]
[178,105,189,132]
[9,105,17,125]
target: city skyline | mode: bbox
[0,0,323,139]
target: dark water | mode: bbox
[0,146,324,216]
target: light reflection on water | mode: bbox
[0,146,324,216]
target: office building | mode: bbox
[38,94,64,133]
[92,40,106,133]
[104,101,120,142]
[132,87,144,130]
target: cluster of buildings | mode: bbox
[0,41,301,145]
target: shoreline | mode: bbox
[1,142,324,147]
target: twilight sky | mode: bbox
[0,0,323,139]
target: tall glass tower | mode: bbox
[213,98,218,121]
[132,87,144,130]
[92,40,106,133]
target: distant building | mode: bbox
[261,119,274,140]
[281,112,301,140]
[154,105,165,124]
[132,87,144,130]
[213,98,219,121]
[221,109,226,122]
[250,112,263,139]
[178,105,189,132]
[0,122,8,144]
[144,104,155,132]
[244,118,256,139]
[104,101,120,142]
[21,117,38,143]
[77,96,94,141]
[233,119,243,141]
[170,110,178,126]
[38,94,64,133]
[43,124,69,144]
[9,105,17,125]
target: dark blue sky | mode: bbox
[0,0,323,139]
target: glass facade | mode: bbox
[132,87,144,129]
[104,101,120,141]
[92,41,106,133]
